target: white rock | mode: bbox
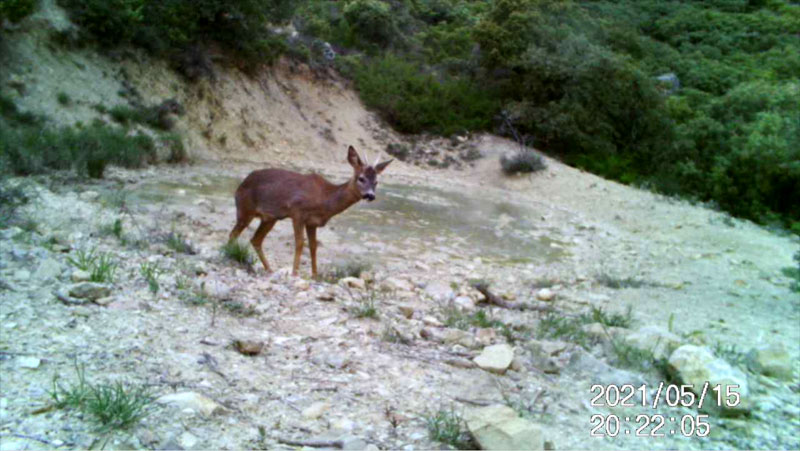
[293,279,310,290]
[668,345,749,412]
[748,343,795,381]
[17,356,41,369]
[464,405,543,450]
[71,269,91,282]
[453,296,475,311]
[203,280,231,299]
[79,191,99,201]
[178,432,199,450]
[424,281,454,301]
[156,392,225,417]
[535,288,554,301]
[474,344,514,374]
[381,277,414,292]
[302,401,330,419]
[68,282,111,300]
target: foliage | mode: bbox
[536,312,591,348]
[164,230,195,254]
[50,362,151,431]
[67,248,118,282]
[139,261,161,293]
[57,0,291,75]
[221,240,253,265]
[0,0,37,24]
[425,407,474,450]
[500,150,546,175]
[581,305,633,328]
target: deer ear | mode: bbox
[347,146,363,169]
[375,159,393,174]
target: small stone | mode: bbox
[12,269,30,281]
[317,291,336,301]
[234,340,264,356]
[474,344,514,375]
[79,191,99,201]
[380,277,414,292]
[339,277,366,290]
[34,258,63,281]
[156,392,225,417]
[397,304,415,318]
[536,288,554,301]
[178,432,199,450]
[475,328,497,346]
[71,270,91,282]
[68,282,111,301]
[94,296,114,306]
[464,405,543,450]
[424,281,454,301]
[453,296,475,311]
[625,326,682,360]
[17,356,41,369]
[293,279,310,290]
[747,342,795,381]
[415,262,431,271]
[203,280,231,299]
[422,315,443,327]
[302,401,330,419]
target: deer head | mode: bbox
[347,145,392,202]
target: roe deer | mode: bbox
[229,145,392,278]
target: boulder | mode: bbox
[747,343,795,381]
[425,281,454,301]
[474,344,514,374]
[156,392,225,417]
[624,325,682,360]
[464,405,543,451]
[668,345,749,413]
[68,282,110,301]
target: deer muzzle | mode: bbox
[363,192,376,202]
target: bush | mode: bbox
[343,0,397,49]
[500,150,545,175]
[353,55,498,135]
[0,0,37,24]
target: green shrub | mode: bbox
[425,407,473,450]
[221,240,253,266]
[353,55,498,135]
[0,0,37,23]
[57,92,72,106]
[500,150,546,175]
[343,0,397,49]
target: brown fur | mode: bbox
[229,146,392,278]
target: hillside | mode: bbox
[1,1,799,451]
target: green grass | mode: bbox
[581,305,633,328]
[67,248,118,282]
[783,250,800,292]
[440,305,526,343]
[712,342,749,369]
[595,273,658,289]
[321,260,371,283]
[425,407,474,450]
[49,362,151,431]
[57,92,72,106]
[165,230,195,254]
[221,300,257,317]
[221,240,254,266]
[352,295,378,319]
[139,261,161,294]
[99,218,124,241]
[536,313,592,348]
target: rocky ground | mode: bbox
[1,151,798,450]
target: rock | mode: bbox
[17,356,41,369]
[415,262,431,271]
[581,323,627,342]
[474,344,514,375]
[625,325,682,360]
[475,328,497,346]
[528,340,570,357]
[94,296,114,306]
[12,269,30,281]
[422,315,443,327]
[34,258,63,281]
[203,280,231,299]
[668,345,749,413]
[156,392,225,417]
[317,290,336,301]
[747,343,795,381]
[535,288,554,301]
[397,304,415,319]
[444,357,476,369]
[79,190,99,201]
[443,329,476,348]
[178,432,199,450]
[424,281,454,301]
[380,277,414,292]
[312,353,350,370]
[68,282,111,301]
[71,269,91,282]
[339,277,366,290]
[464,405,543,451]
[656,72,680,94]
[293,279,310,290]
[453,295,475,311]
[234,340,264,356]
[302,401,330,419]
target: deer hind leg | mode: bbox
[250,217,277,273]
[306,225,318,279]
[291,217,305,277]
[229,214,254,243]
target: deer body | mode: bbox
[229,146,391,278]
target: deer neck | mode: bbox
[324,179,361,218]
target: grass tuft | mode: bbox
[581,305,633,328]
[321,260,371,283]
[165,230,195,254]
[221,240,253,266]
[425,407,474,450]
[501,150,546,175]
[139,261,161,294]
[595,273,658,289]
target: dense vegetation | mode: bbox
[8,0,800,231]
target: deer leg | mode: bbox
[306,225,318,279]
[228,215,253,242]
[250,217,276,273]
[291,217,305,277]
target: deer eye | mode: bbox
[358,176,365,183]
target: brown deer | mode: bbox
[229,146,392,278]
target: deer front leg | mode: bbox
[291,217,305,277]
[306,225,318,279]
[250,217,276,274]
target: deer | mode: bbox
[228,145,392,279]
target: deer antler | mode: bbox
[363,148,371,167]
